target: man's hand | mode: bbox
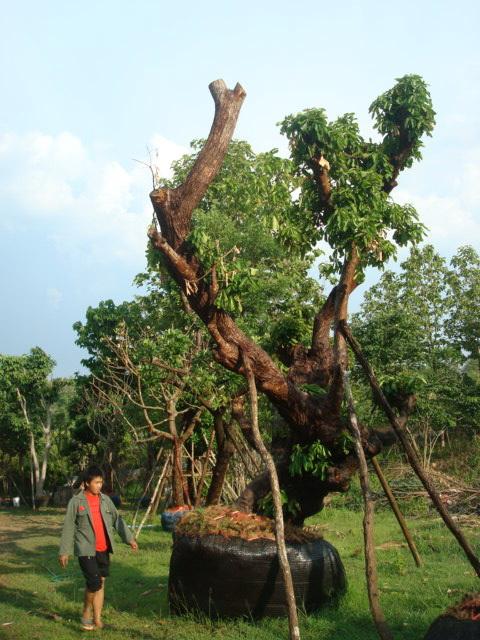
[59,554,69,568]
[129,539,139,552]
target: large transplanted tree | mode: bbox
[146,75,436,523]
[74,140,322,508]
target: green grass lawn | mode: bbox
[0,505,478,639]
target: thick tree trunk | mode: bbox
[103,449,114,494]
[206,412,236,505]
[29,432,40,492]
[171,438,187,506]
[36,408,52,498]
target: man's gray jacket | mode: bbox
[59,490,133,557]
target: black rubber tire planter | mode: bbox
[168,533,346,618]
[424,616,480,640]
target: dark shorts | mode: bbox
[78,551,110,592]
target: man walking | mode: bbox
[59,465,138,631]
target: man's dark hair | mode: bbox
[82,465,104,484]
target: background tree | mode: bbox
[352,245,480,466]
[0,348,72,503]
[446,245,480,369]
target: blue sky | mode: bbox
[1,0,479,376]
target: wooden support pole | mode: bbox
[339,320,480,578]
[371,457,422,568]
[243,353,300,640]
[344,372,394,640]
[135,454,171,539]
[131,446,165,528]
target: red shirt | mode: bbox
[85,493,109,552]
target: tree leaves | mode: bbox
[278,75,434,275]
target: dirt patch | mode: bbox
[176,506,324,543]
[0,510,63,545]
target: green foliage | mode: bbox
[352,245,480,445]
[269,316,312,355]
[369,74,436,166]
[289,441,332,480]
[0,348,56,454]
[446,245,480,364]
[299,383,328,397]
[279,75,434,274]
[177,140,323,323]
[378,371,427,402]
[144,140,325,364]
[257,489,301,519]
[0,348,75,493]
[288,432,355,483]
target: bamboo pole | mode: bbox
[344,372,394,640]
[231,435,259,477]
[135,454,171,539]
[132,446,164,528]
[371,457,422,567]
[233,430,262,475]
[339,320,480,578]
[243,353,300,640]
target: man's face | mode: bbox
[85,476,103,495]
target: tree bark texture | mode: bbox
[172,437,188,506]
[206,411,236,505]
[149,80,350,448]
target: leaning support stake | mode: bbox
[371,457,422,568]
[243,352,301,640]
[344,372,394,640]
[135,453,172,539]
[339,320,480,578]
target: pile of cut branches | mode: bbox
[375,463,480,515]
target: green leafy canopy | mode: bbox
[279,74,435,275]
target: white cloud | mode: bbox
[394,154,480,252]
[46,287,62,308]
[0,131,188,265]
[94,161,134,214]
[148,134,189,183]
